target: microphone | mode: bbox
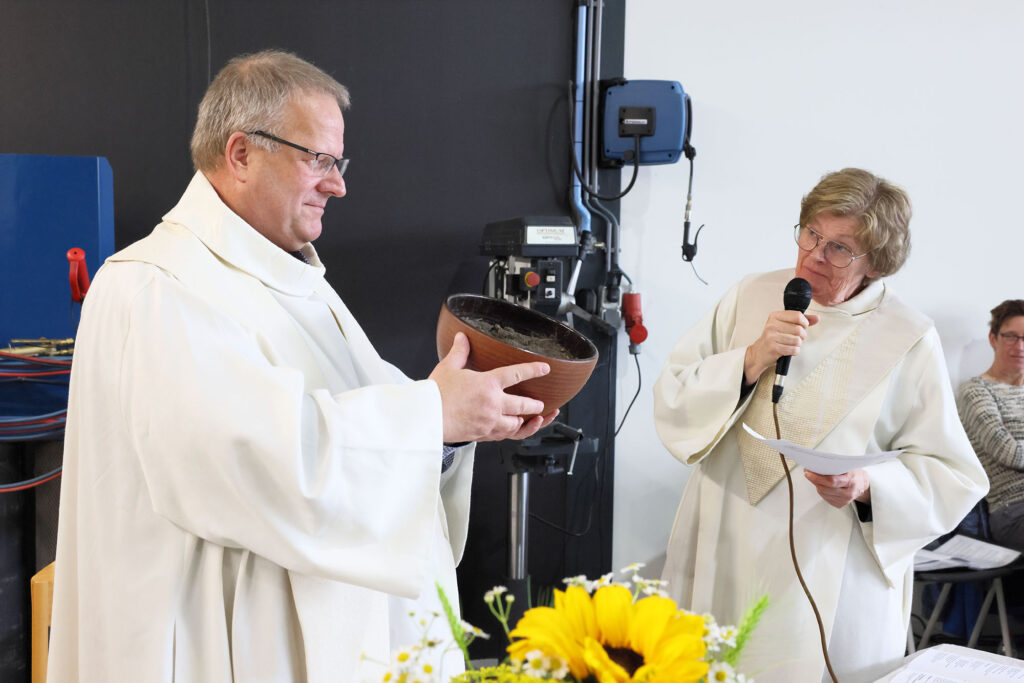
[772,277,813,403]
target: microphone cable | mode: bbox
[773,402,840,683]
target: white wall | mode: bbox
[612,0,1024,571]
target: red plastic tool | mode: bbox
[67,248,91,302]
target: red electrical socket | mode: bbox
[622,292,648,345]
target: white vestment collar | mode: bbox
[807,276,886,319]
[161,172,327,297]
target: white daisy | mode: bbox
[707,661,739,682]
[524,649,553,675]
[548,655,570,679]
[640,584,669,598]
[562,575,590,589]
[717,625,738,648]
[459,620,490,640]
[417,661,438,681]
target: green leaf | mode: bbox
[437,582,473,670]
[724,593,769,667]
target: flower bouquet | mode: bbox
[375,564,767,683]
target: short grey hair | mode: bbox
[799,168,913,278]
[190,50,350,172]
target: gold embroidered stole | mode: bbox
[736,297,931,505]
[738,323,862,504]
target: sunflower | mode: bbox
[507,584,708,683]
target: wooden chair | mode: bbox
[31,562,55,683]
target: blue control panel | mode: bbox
[0,154,115,345]
[602,80,690,165]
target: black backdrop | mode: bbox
[1,0,611,371]
[1,0,624,673]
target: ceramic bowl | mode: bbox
[436,293,599,416]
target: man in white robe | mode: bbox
[655,171,988,683]
[48,50,556,682]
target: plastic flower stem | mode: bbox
[436,582,473,670]
[723,593,769,667]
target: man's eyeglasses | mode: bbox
[246,130,349,178]
[793,224,870,269]
[998,332,1024,345]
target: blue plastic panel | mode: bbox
[602,80,689,165]
[0,154,114,345]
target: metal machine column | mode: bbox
[508,471,530,579]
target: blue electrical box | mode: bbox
[0,154,115,345]
[602,80,691,165]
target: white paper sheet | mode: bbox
[741,423,902,475]
[914,534,1021,571]
[914,547,967,572]
[883,645,1024,682]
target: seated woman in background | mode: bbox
[958,299,1024,551]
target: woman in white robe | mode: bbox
[654,168,988,682]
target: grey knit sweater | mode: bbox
[956,375,1024,512]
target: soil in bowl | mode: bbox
[462,316,579,360]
